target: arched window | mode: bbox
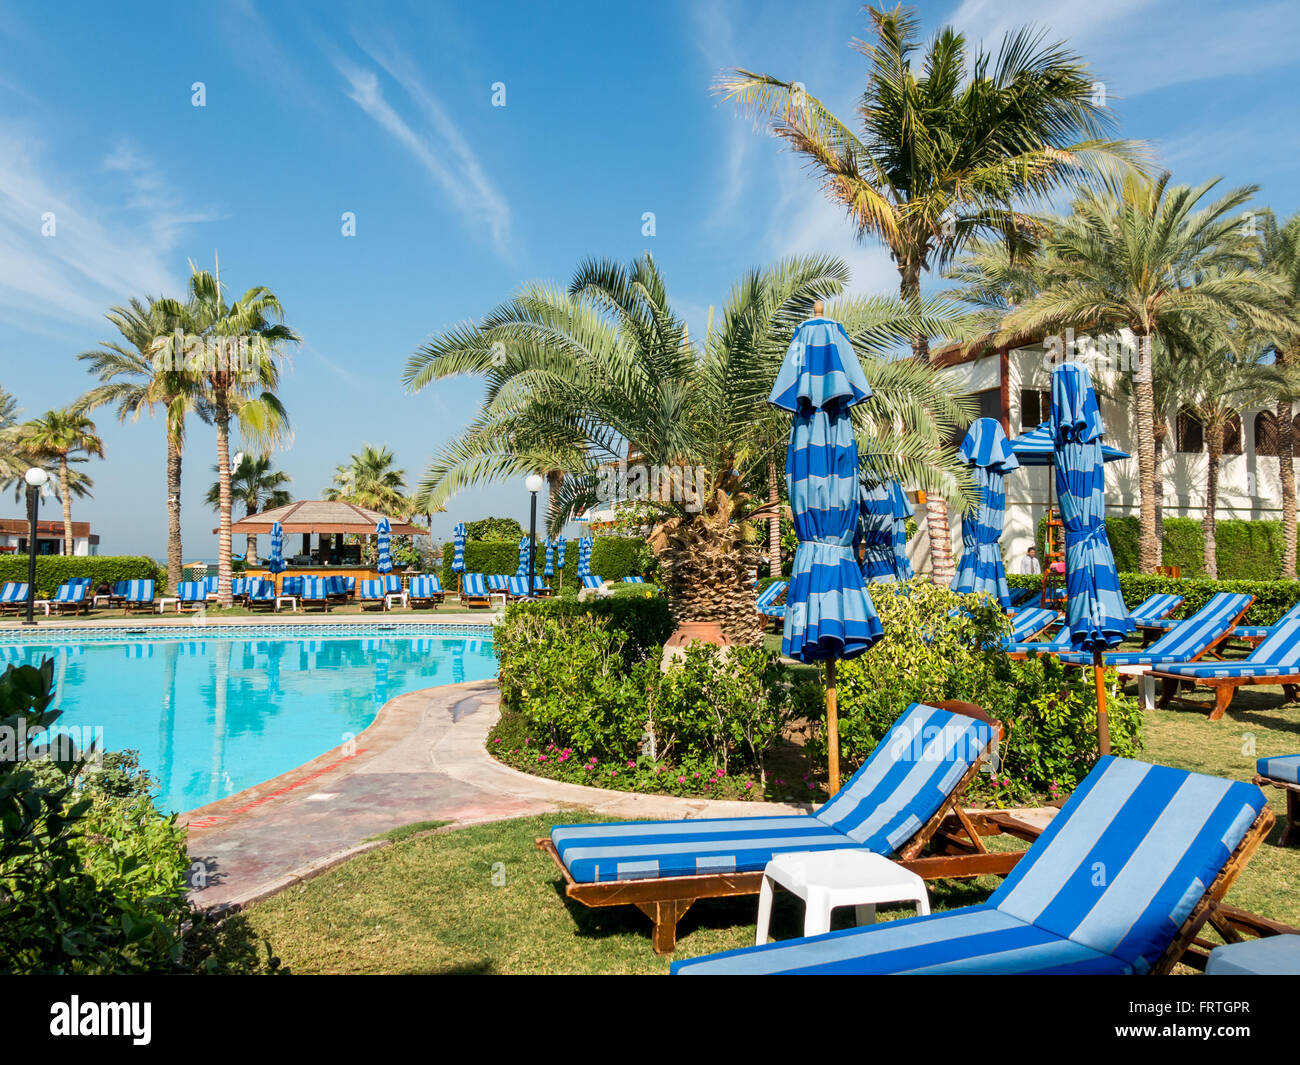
[1222,412,1243,455]
[1256,411,1279,456]
[1176,407,1203,453]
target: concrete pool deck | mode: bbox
[184,679,815,911]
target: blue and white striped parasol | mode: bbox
[376,518,393,574]
[952,417,1020,608]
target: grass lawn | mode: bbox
[240,667,1300,975]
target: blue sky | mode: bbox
[1,0,1297,560]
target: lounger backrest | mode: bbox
[0,582,26,602]
[125,579,154,601]
[203,576,218,594]
[282,576,304,596]
[112,580,128,595]
[410,576,437,598]
[177,581,204,601]
[507,576,531,596]
[72,578,92,589]
[247,579,273,599]
[990,756,1265,974]
[1009,607,1057,642]
[1128,593,1183,624]
[382,574,401,594]
[424,574,443,592]
[813,703,994,852]
[55,582,87,602]
[581,575,604,589]
[756,581,788,611]
[623,576,645,583]
[486,574,509,591]
[1241,601,1300,667]
[302,577,328,598]
[1143,593,1252,659]
[325,576,346,596]
[344,577,356,591]
[358,579,383,598]
[462,573,487,596]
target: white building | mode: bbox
[0,517,100,557]
[912,331,1290,572]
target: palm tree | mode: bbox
[0,386,26,489]
[405,252,970,643]
[205,453,292,561]
[718,5,1144,579]
[76,296,203,588]
[18,410,104,553]
[1258,212,1300,578]
[1000,175,1285,571]
[1168,329,1283,577]
[156,261,297,606]
[323,444,408,515]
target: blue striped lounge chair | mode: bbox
[756,580,788,626]
[202,575,219,600]
[42,580,89,616]
[486,574,510,593]
[106,580,130,607]
[245,579,275,610]
[1058,592,1253,674]
[999,607,1060,652]
[1148,601,1300,721]
[229,577,249,602]
[343,576,357,598]
[0,581,28,614]
[540,701,1010,954]
[324,575,349,602]
[300,576,331,611]
[1005,586,1038,610]
[506,575,536,600]
[1226,599,1300,647]
[1254,755,1300,847]
[280,575,304,599]
[580,575,605,589]
[1005,629,1074,660]
[121,579,155,612]
[409,575,445,609]
[531,575,552,596]
[176,581,206,612]
[357,579,386,610]
[460,573,491,609]
[623,575,646,583]
[672,757,1273,975]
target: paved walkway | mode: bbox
[185,680,812,910]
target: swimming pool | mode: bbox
[4,629,498,814]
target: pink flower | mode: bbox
[626,760,635,768]
[677,776,686,784]
[744,782,753,790]
[493,738,502,744]
[610,769,618,777]
[538,754,548,762]
[692,772,700,778]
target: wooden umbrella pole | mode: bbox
[1093,647,1111,757]
[826,658,840,794]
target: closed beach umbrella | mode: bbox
[516,535,530,577]
[451,522,466,572]
[577,536,592,578]
[555,536,567,570]
[770,308,883,793]
[268,521,286,592]
[376,518,393,575]
[1051,362,1132,755]
[543,538,555,578]
[953,417,1020,608]
[860,478,913,584]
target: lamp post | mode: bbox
[22,467,48,626]
[526,473,544,594]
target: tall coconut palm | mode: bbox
[18,410,104,554]
[1000,175,1285,571]
[0,386,25,488]
[405,252,971,643]
[205,452,292,562]
[1258,212,1300,578]
[323,444,409,515]
[156,262,296,606]
[718,5,1144,579]
[76,296,202,588]
[1168,329,1283,577]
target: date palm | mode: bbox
[1000,174,1286,571]
[405,252,971,643]
[155,262,296,605]
[324,444,409,516]
[0,386,25,489]
[76,296,202,588]
[18,410,104,553]
[1258,212,1300,577]
[205,453,292,561]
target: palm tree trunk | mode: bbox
[1153,423,1166,552]
[1279,351,1296,579]
[246,534,258,564]
[166,434,183,590]
[1134,331,1161,572]
[59,456,73,555]
[767,457,781,579]
[214,386,234,607]
[1204,434,1221,579]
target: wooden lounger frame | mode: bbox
[1253,772,1300,846]
[1153,672,1300,721]
[535,700,1034,954]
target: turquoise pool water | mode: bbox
[5,633,497,814]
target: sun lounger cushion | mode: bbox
[358,580,384,600]
[581,575,604,589]
[246,579,274,600]
[757,581,788,615]
[674,757,1265,975]
[1128,593,1183,625]
[1008,607,1059,643]
[1059,592,1251,667]
[1157,609,1300,679]
[177,581,204,601]
[462,574,488,597]
[0,582,28,603]
[1005,633,1071,656]
[551,703,993,884]
[507,576,533,597]
[1257,754,1300,785]
[623,576,646,583]
[123,579,154,602]
[301,577,329,599]
[409,576,441,599]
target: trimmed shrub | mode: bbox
[589,536,654,582]
[501,595,674,663]
[464,517,525,541]
[0,556,164,599]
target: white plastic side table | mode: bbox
[275,595,298,613]
[385,592,408,611]
[155,597,179,614]
[756,849,930,944]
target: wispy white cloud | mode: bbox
[334,39,512,259]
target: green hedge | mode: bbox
[439,535,650,588]
[1008,571,1300,626]
[0,556,164,599]
[502,595,675,663]
[1036,515,1288,580]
